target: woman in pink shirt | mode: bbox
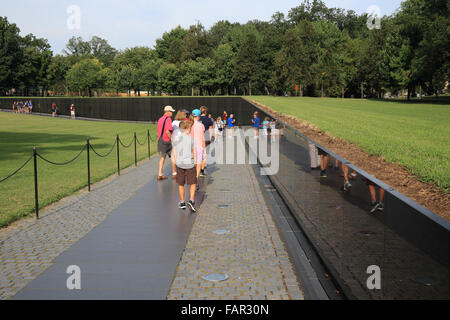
[190,109,205,187]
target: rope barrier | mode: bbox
[37,145,87,166]
[0,155,33,183]
[90,140,117,158]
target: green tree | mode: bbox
[233,33,264,95]
[141,60,162,95]
[180,23,214,62]
[214,44,236,95]
[273,21,319,96]
[16,35,53,96]
[47,55,71,95]
[0,17,22,95]
[157,63,180,95]
[155,26,188,64]
[66,58,106,96]
[313,20,349,97]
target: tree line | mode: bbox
[0,0,448,99]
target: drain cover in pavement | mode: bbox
[411,276,440,286]
[359,231,377,236]
[213,229,230,235]
[202,273,229,282]
[218,204,229,208]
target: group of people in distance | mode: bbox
[251,111,279,139]
[50,102,76,119]
[12,100,33,114]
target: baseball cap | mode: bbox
[192,109,201,117]
[164,106,175,112]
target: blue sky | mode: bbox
[2,0,403,54]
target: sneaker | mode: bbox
[343,182,352,192]
[178,202,186,210]
[200,170,207,178]
[369,202,381,214]
[187,200,197,213]
[320,170,327,179]
[377,202,385,212]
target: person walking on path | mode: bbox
[29,100,33,114]
[199,106,213,177]
[319,149,328,179]
[157,106,176,181]
[51,103,56,117]
[215,117,224,139]
[227,114,235,137]
[70,104,76,119]
[171,110,187,177]
[222,111,228,126]
[173,121,197,213]
[252,111,260,138]
[190,109,205,190]
[263,117,270,136]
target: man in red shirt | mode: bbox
[157,106,176,180]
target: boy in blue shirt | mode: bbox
[227,114,235,138]
[252,112,260,138]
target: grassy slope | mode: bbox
[250,97,450,193]
[0,113,157,227]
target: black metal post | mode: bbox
[134,132,137,167]
[33,147,39,219]
[87,138,91,192]
[147,129,150,160]
[117,134,120,176]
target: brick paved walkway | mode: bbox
[0,158,159,300]
[167,163,304,300]
[1,143,304,300]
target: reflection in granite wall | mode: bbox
[269,128,450,299]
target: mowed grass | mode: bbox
[250,96,450,193]
[0,113,157,227]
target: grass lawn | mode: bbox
[250,96,450,193]
[0,112,157,228]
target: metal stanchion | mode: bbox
[87,138,91,192]
[147,129,150,160]
[33,147,39,219]
[117,134,120,176]
[134,132,137,167]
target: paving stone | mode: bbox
[167,162,304,300]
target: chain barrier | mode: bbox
[37,145,87,166]
[119,137,134,148]
[136,134,148,146]
[1,130,155,220]
[90,140,117,158]
[0,155,33,184]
